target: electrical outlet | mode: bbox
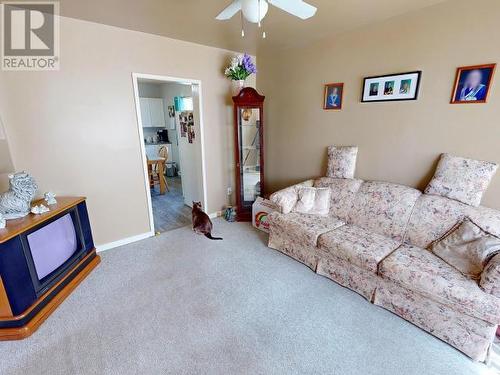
[227,187,232,196]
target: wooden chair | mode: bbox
[146,155,154,188]
[146,147,169,194]
[158,145,168,160]
[158,146,170,192]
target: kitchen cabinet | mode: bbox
[139,97,166,128]
[139,98,151,127]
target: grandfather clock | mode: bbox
[232,87,265,221]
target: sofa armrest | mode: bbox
[480,253,500,298]
[269,179,315,214]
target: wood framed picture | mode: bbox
[323,83,344,110]
[361,71,422,102]
[450,63,496,104]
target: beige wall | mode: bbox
[0,99,14,190]
[0,139,14,191]
[0,140,12,174]
[0,17,255,245]
[258,0,500,209]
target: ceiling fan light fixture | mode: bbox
[241,0,268,24]
[216,0,317,40]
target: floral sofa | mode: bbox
[268,177,500,361]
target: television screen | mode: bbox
[27,213,78,280]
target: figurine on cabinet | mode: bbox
[0,172,38,219]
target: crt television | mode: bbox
[0,200,94,321]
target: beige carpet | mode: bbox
[0,219,490,374]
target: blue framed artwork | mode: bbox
[451,64,496,104]
[323,82,344,110]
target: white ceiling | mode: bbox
[59,0,449,54]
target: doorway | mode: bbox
[132,73,208,234]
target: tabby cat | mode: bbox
[192,201,223,240]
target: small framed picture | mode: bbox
[451,64,496,104]
[323,83,344,110]
[362,71,421,102]
[168,105,175,117]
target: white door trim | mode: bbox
[131,73,209,234]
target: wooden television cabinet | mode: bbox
[0,197,100,340]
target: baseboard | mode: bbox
[209,211,223,219]
[96,231,154,253]
[97,213,221,252]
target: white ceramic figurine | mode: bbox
[44,191,57,205]
[31,204,50,215]
[0,172,38,219]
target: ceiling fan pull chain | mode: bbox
[241,10,245,37]
[261,2,266,39]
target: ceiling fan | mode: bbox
[216,0,317,38]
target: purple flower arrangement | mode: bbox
[224,53,257,81]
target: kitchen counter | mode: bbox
[144,142,171,146]
[145,143,173,160]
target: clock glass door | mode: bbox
[238,107,261,209]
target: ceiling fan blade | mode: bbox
[216,0,243,20]
[268,0,317,19]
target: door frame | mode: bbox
[131,72,208,234]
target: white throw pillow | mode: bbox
[293,187,331,216]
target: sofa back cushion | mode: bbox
[314,177,363,221]
[468,206,500,239]
[348,181,421,242]
[406,194,500,249]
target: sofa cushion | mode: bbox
[425,153,498,207]
[326,146,358,178]
[313,177,363,221]
[430,218,500,279]
[379,244,500,324]
[406,194,470,249]
[348,181,421,242]
[268,212,344,248]
[318,224,400,273]
[268,225,320,270]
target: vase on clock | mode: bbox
[232,79,245,96]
